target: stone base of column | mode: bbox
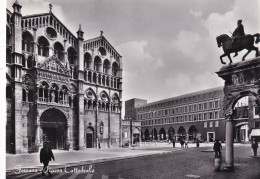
[223,165,234,172]
[79,146,86,150]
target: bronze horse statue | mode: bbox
[216,33,259,64]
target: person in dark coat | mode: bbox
[180,139,184,149]
[196,139,200,148]
[172,139,175,148]
[40,142,55,176]
[232,19,245,38]
[232,19,246,56]
[252,138,258,156]
[213,140,222,158]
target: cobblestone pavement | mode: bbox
[6,144,260,179]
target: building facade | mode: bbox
[6,1,123,154]
[125,98,147,120]
[127,87,260,143]
[121,120,141,147]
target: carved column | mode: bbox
[26,90,29,102]
[35,116,41,146]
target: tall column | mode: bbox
[225,113,234,171]
[35,117,41,146]
[245,125,249,141]
[78,94,85,149]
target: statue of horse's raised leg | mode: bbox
[227,54,233,64]
[220,54,226,64]
[242,49,252,61]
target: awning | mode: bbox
[250,129,260,137]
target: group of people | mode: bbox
[213,137,259,159]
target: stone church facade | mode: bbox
[6,1,123,154]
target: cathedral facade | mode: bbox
[6,1,123,154]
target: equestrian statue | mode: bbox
[216,19,259,64]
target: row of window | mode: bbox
[138,100,220,120]
[141,111,220,126]
[204,121,219,128]
[137,92,221,112]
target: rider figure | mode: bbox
[232,19,245,57]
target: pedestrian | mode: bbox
[196,139,200,148]
[180,139,184,149]
[213,140,222,158]
[98,142,101,150]
[184,139,188,149]
[40,142,55,176]
[252,138,258,156]
[172,139,175,148]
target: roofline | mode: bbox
[21,12,77,39]
[6,8,12,15]
[137,86,223,109]
[84,36,122,57]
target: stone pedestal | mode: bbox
[216,56,260,171]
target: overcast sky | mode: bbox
[6,0,260,105]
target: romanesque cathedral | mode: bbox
[6,0,123,154]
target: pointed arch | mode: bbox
[38,36,49,57]
[67,46,77,65]
[112,62,119,77]
[94,56,102,72]
[54,42,64,62]
[22,31,34,53]
[84,52,92,69]
[103,59,110,74]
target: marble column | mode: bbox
[225,113,234,171]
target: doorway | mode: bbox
[86,127,94,148]
[207,132,215,142]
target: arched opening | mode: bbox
[112,62,119,77]
[38,81,49,102]
[177,126,186,141]
[233,96,257,143]
[84,53,92,69]
[103,59,110,74]
[40,108,67,149]
[27,55,33,68]
[151,128,158,141]
[22,31,34,53]
[54,42,64,62]
[67,47,77,65]
[188,125,197,142]
[144,129,150,141]
[22,55,26,67]
[159,128,166,140]
[38,36,49,57]
[86,127,94,148]
[94,56,102,72]
[168,127,175,141]
[50,83,59,103]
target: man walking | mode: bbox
[184,139,188,149]
[172,139,175,148]
[252,138,258,156]
[180,139,184,149]
[213,140,222,158]
[40,142,55,176]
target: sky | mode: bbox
[5,0,260,106]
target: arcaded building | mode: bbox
[127,86,260,143]
[127,87,225,142]
[6,1,122,154]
